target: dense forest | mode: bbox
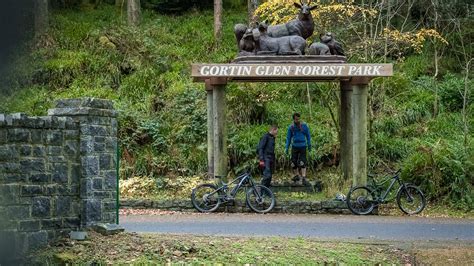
[0,0,472,210]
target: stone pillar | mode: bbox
[49,98,118,226]
[206,78,227,182]
[340,79,369,187]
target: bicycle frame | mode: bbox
[228,172,250,197]
[211,172,259,200]
[374,172,405,203]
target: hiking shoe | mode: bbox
[292,175,301,185]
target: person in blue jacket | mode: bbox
[285,113,311,186]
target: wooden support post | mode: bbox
[340,79,369,187]
[340,81,353,183]
[206,88,214,177]
[207,78,228,183]
[351,78,369,187]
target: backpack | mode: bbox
[290,123,304,135]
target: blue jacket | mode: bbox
[285,123,311,151]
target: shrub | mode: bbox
[438,73,468,112]
[143,0,213,13]
[402,139,473,209]
[371,132,410,161]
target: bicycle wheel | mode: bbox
[347,186,376,215]
[191,183,221,213]
[397,184,426,215]
[246,185,275,214]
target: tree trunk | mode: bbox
[94,0,103,9]
[34,0,49,37]
[462,59,471,152]
[127,0,141,26]
[115,0,126,16]
[214,0,223,42]
[248,0,259,23]
[431,0,440,117]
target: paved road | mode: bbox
[120,213,474,241]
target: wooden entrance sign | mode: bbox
[192,56,393,186]
[192,56,392,82]
[192,63,392,82]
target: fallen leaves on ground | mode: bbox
[29,230,474,265]
[120,208,183,216]
[29,231,416,264]
[413,246,474,265]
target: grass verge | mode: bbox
[30,232,410,264]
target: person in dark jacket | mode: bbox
[257,125,278,188]
[285,113,311,186]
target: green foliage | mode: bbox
[398,55,432,79]
[138,119,167,151]
[372,133,409,161]
[438,73,469,112]
[402,138,473,209]
[370,72,472,208]
[1,5,472,209]
[143,0,213,13]
[229,124,266,173]
[227,84,268,125]
[0,86,51,116]
[172,88,207,145]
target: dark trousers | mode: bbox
[261,157,274,188]
[291,147,307,169]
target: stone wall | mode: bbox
[0,98,118,258]
[120,199,350,214]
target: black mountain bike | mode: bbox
[191,172,275,213]
[347,169,426,215]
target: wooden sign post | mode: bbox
[192,57,393,187]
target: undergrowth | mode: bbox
[0,5,472,210]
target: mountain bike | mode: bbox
[346,169,426,215]
[191,171,275,213]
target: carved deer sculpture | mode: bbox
[238,28,257,56]
[256,21,306,55]
[234,0,317,54]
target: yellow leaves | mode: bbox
[255,1,296,24]
[254,0,377,26]
[254,0,448,59]
[120,176,157,198]
[383,28,448,54]
[416,28,449,45]
[313,4,377,29]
